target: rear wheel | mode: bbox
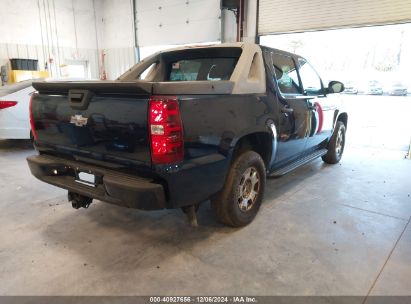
[211,151,266,227]
[322,121,346,164]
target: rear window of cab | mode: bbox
[168,57,239,81]
[164,47,242,82]
[128,47,243,82]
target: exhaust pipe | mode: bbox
[68,191,93,209]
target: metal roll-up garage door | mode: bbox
[137,0,221,47]
[258,0,411,35]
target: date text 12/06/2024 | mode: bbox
[149,296,257,303]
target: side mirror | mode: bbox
[327,81,345,94]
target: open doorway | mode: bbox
[61,60,89,79]
[260,23,411,154]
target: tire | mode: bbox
[322,121,346,164]
[211,151,266,227]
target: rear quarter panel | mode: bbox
[154,93,274,207]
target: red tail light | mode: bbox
[0,101,17,110]
[149,95,184,164]
[29,94,38,140]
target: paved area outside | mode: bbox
[342,94,411,152]
[0,95,410,298]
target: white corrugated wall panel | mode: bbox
[258,0,411,35]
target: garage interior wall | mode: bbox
[94,0,136,80]
[96,0,222,80]
[0,0,100,79]
[0,0,223,81]
[258,0,411,35]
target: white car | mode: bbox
[0,80,36,139]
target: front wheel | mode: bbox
[211,151,266,227]
[322,121,346,164]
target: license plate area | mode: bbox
[75,171,96,187]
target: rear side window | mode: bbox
[168,58,238,81]
[271,53,301,94]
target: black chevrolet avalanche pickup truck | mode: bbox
[27,43,347,227]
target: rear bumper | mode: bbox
[27,154,167,210]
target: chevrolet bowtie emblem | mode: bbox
[70,114,88,127]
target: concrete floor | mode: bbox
[1,95,411,297]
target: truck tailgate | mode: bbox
[31,81,152,166]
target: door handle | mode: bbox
[281,106,294,114]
